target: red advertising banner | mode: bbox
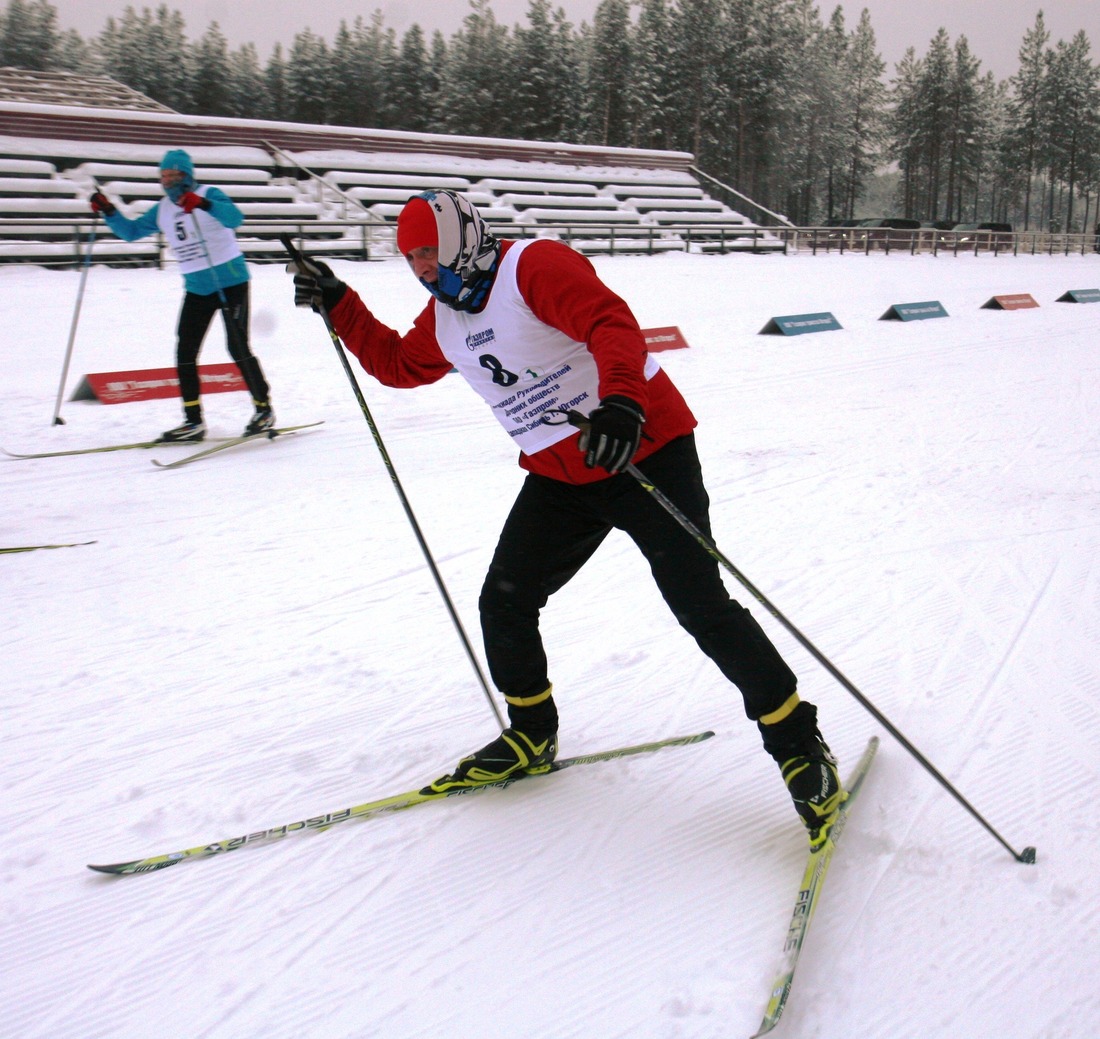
[642,326,690,352]
[981,294,1039,311]
[70,363,247,405]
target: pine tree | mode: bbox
[0,0,60,70]
[336,13,396,129]
[582,0,632,147]
[843,9,886,219]
[780,0,836,224]
[390,24,432,132]
[666,0,724,162]
[917,29,954,219]
[438,0,513,137]
[890,47,925,217]
[972,73,1011,222]
[329,18,390,129]
[1043,31,1100,231]
[52,28,98,74]
[264,44,288,123]
[510,0,567,141]
[225,43,266,119]
[191,21,230,116]
[285,28,332,125]
[627,0,672,150]
[1007,12,1050,230]
[943,36,984,223]
[95,5,190,112]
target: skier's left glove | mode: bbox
[179,192,210,214]
[286,257,348,313]
[580,396,645,474]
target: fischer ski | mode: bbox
[751,735,879,1038]
[0,541,96,554]
[88,729,714,876]
[4,438,192,459]
[3,425,318,460]
[151,421,324,468]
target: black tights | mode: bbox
[176,283,269,414]
[479,434,798,725]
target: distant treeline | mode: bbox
[2,0,1098,231]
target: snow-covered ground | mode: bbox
[3,247,1099,1039]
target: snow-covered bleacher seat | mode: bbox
[498,193,622,213]
[322,171,472,193]
[624,197,733,215]
[103,180,295,204]
[0,157,57,180]
[344,185,470,206]
[515,207,644,226]
[66,162,273,187]
[0,176,80,199]
[599,183,705,200]
[365,200,515,225]
[477,178,599,197]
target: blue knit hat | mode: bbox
[160,149,194,202]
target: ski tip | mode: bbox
[87,855,183,875]
[87,862,133,875]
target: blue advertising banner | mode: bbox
[880,301,949,321]
[759,312,842,336]
[1056,289,1100,303]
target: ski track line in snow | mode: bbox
[7,255,1100,1039]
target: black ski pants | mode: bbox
[479,434,798,720]
[176,282,269,407]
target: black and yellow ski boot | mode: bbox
[423,728,558,795]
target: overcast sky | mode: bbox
[46,0,1096,83]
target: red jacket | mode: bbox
[329,238,697,484]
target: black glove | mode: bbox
[89,190,115,217]
[286,257,347,313]
[580,395,645,474]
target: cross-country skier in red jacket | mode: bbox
[289,190,842,846]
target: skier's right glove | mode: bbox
[286,257,347,313]
[89,191,116,217]
[580,395,646,474]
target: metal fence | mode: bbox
[780,226,1100,258]
[3,217,1099,270]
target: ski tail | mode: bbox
[751,735,879,1038]
[152,422,324,469]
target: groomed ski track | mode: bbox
[3,253,1097,1039]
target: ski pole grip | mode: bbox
[279,233,302,266]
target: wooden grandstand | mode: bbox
[0,67,783,267]
[0,66,175,113]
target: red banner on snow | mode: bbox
[70,363,247,405]
[981,294,1039,311]
[642,326,689,352]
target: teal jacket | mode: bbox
[104,187,249,296]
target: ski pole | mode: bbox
[279,234,505,729]
[188,212,247,359]
[558,408,1036,865]
[52,213,99,425]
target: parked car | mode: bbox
[855,217,922,249]
[950,222,1014,249]
[821,218,862,244]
